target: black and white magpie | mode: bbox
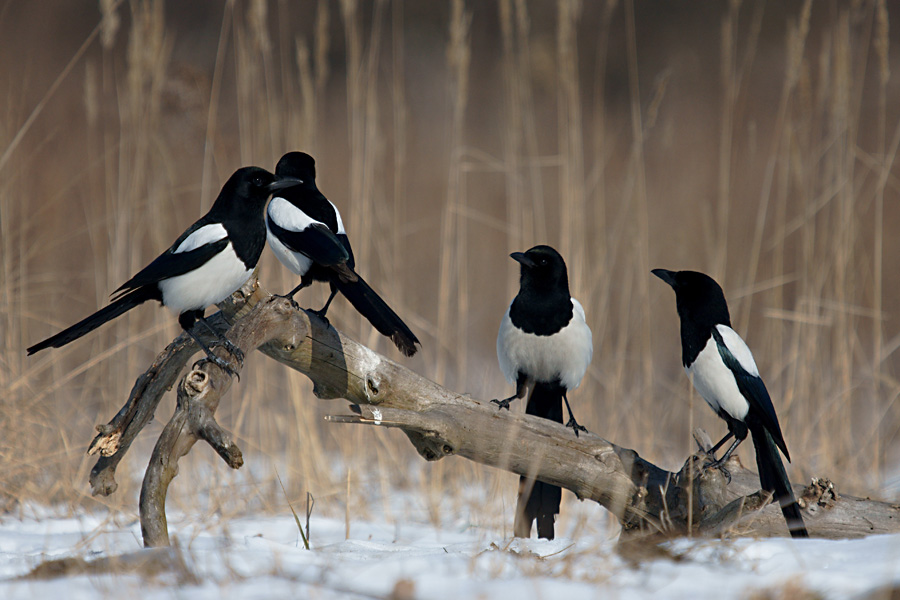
[265,151,420,357]
[652,268,809,538]
[494,245,593,540]
[27,167,300,375]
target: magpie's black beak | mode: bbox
[267,176,303,192]
[510,252,536,269]
[652,268,677,287]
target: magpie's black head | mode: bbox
[512,245,570,294]
[214,167,302,213]
[275,151,316,183]
[652,268,731,327]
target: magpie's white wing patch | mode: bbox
[159,241,253,313]
[715,324,759,377]
[174,223,228,254]
[328,200,347,234]
[267,196,321,232]
[686,334,751,420]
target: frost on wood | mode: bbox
[87,278,900,547]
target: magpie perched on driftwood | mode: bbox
[28,167,300,376]
[265,151,419,357]
[494,245,593,540]
[653,268,809,538]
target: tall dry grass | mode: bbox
[2,0,900,535]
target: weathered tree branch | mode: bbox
[88,279,900,546]
[137,293,306,546]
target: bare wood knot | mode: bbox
[184,370,209,396]
[404,429,452,461]
[798,477,838,510]
[365,374,383,403]
[89,429,122,457]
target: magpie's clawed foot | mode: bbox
[200,353,241,381]
[211,338,244,365]
[565,417,588,437]
[701,457,732,484]
[491,398,513,411]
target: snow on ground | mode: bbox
[1,497,899,599]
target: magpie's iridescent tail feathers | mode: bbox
[27,286,159,355]
[515,382,564,540]
[334,273,419,356]
[751,426,809,538]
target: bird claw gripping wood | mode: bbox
[701,456,733,484]
[198,353,241,381]
[210,338,244,365]
[565,417,588,438]
[491,397,516,410]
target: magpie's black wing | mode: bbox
[268,219,351,268]
[111,222,230,299]
[336,233,356,271]
[712,327,790,460]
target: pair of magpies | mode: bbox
[28,152,420,371]
[494,249,807,539]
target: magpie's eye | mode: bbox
[540,258,548,266]
[252,176,265,187]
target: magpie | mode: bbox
[265,151,420,357]
[494,245,593,539]
[652,268,809,538]
[27,167,300,375]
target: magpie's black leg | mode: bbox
[185,328,240,381]
[309,284,338,323]
[562,393,588,437]
[197,316,244,365]
[702,436,743,484]
[706,432,734,460]
[492,374,528,410]
[491,393,519,411]
[274,280,310,310]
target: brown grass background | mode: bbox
[2,0,900,529]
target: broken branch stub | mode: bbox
[139,295,307,547]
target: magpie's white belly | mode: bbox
[266,221,313,276]
[159,242,252,313]
[496,300,593,391]
[686,337,750,420]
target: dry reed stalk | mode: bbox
[391,0,408,305]
[871,0,890,479]
[556,0,585,297]
[500,0,524,286]
[435,0,471,387]
[623,0,653,416]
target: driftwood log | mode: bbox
[87,278,900,547]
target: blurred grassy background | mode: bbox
[2,0,900,533]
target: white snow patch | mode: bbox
[1,498,900,599]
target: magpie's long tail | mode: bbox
[335,273,420,357]
[515,382,564,540]
[27,287,158,355]
[750,425,809,538]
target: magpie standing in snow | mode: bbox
[265,151,420,357]
[652,269,809,538]
[27,167,300,375]
[494,245,593,540]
